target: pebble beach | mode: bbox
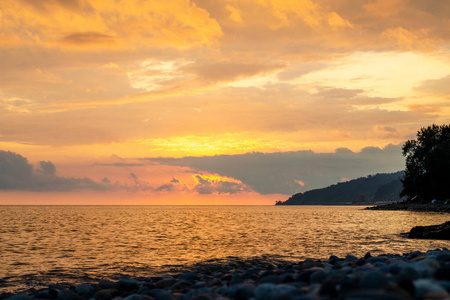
[2,248,450,300]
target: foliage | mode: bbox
[401,124,450,201]
[277,172,404,205]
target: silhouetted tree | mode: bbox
[401,124,450,202]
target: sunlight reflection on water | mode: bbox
[0,205,448,292]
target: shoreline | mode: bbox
[2,249,450,300]
[365,202,450,213]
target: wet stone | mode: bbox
[177,272,198,281]
[5,295,30,300]
[360,270,388,289]
[229,284,255,300]
[74,284,95,298]
[434,265,450,281]
[119,278,140,291]
[155,279,176,289]
[57,290,79,300]
[408,251,423,259]
[310,270,327,284]
[254,284,280,300]
[170,280,192,291]
[318,279,337,298]
[98,280,119,290]
[33,289,53,299]
[4,249,450,300]
[190,293,215,300]
[147,289,177,300]
[258,275,281,285]
[93,288,118,300]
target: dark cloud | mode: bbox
[61,32,116,45]
[37,160,57,176]
[170,177,180,183]
[0,150,111,191]
[155,183,174,192]
[148,144,405,195]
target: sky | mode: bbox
[0,0,449,204]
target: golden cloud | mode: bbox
[0,0,223,49]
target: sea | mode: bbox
[1,205,449,293]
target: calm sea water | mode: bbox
[1,205,449,292]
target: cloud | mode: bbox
[416,75,450,96]
[0,150,111,191]
[152,173,251,195]
[155,183,174,192]
[37,161,56,176]
[147,144,405,195]
[170,177,180,183]
[192,174,250,194]
[61,32,116,46]
[187,61,284,83]
[1,0,223,49]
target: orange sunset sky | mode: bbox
[1,0,449,204]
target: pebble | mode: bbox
[3,249,450,300]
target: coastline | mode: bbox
[365,202,450,213]
[2,249,450,300]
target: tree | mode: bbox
[401,124,450,202]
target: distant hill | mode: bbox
[276,171,405,205]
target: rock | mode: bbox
[258,275,281,285]
[318,279,337,298]
[48,285,63,298]
[0,293,14,300]
[434,265,450,281]
[296,270,314,284]
[346,289,409,300]
[119,278,140,291]
[355,258,366,266]
[170,280,192,291]
[408,251,423,259]
[310,270,327,284]
[99,280,119,289]
[33,289,53,299]
[396,279,415,298]
[57,290,79,300]
[254,284,280,300]
[190,294,214,300]
[398,266,420,281]
[177,272,198,281]
[345,254,357,261]
[75,284,95,298]
[5,295,30,300]
[414,279,448,299]
[155,279,176,289]
[147,289,177,300]
[182,288,213,300]
[123,294,148,300]
[408,221,450,240]
[329,255,340,264]
[230,274,244,285]
[436,253,450,262]
[93,288,118,300]
[230,284,255,300]
[360,271,388,289]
